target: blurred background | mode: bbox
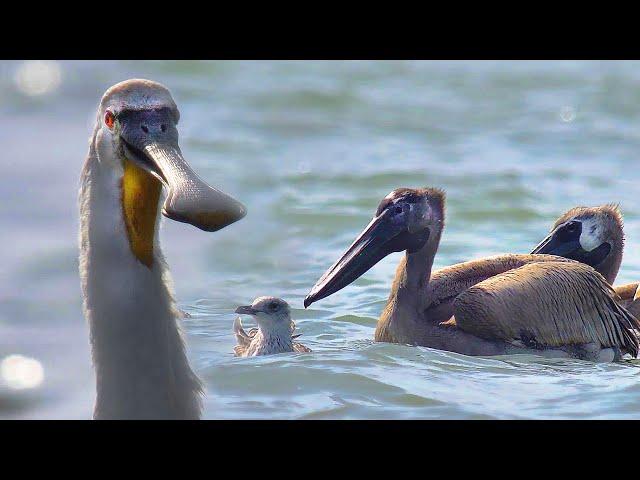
[2,60,640,419]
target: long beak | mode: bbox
[235,305,257,315]
[120,110,246,232]
[531,230,581,257]
[304,210,407,308]
[531,228,611,268]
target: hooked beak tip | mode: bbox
[163,196,247,232]
[303,296,313,309]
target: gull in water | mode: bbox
[233,297,311,357]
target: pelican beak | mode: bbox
[119,108,246,232]
[235,305,257,315]
[304,209,411,308]
[531,228,611,267]
[531,229,582,257]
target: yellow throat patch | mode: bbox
[121,159,161,267]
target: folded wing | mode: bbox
[425,254,575,324]
[453,261,640,357]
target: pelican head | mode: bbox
[531,204,623,283]
[304,187,444,307]
[95,79,246,235]
[235,296,292,329]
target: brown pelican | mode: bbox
[531,204,624,284]
[234,297,311,356]
[79,79,246,419]
[304,188,639,361]
[531,204,639,308]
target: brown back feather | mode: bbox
[615,282,639,308]
[424,254,575,323]
[453,261,640,356]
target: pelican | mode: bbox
[234,297,311,356]
[79,79,246,419]
[532,204,639,308]
[532,204,624,284]
[304,188,639,361]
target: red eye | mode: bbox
[104,111,115,129]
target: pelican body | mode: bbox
[304,188,639,361]
[79,79,246,419]
[532,204,640,312]
[233,297,311,357]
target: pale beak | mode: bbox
[119,108,246,232]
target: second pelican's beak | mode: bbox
[531,227,611,267]
[531,230,582,257]
[304,209,413,308]
[120,108,246,232]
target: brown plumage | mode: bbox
[536,204,640,328]
[454,262,639,356]
[614,282,639,308]
[626,284,640,321]
[421,254,577,325]
[533,204,624,284]
[305,187,640,361]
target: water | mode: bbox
[2,60,640,419]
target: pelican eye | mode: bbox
[104,110,115,129]
[566,221,578,233]
[269,302,279,311]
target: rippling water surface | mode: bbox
[2,60,640,419]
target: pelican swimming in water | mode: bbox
[79,79,246,419]
[304,188,640,361]
[234,297,311,357]
[532,204,640,310]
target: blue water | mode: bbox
[2,60,640,419]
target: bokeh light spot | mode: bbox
[1,354,45,390]
[14,60,62,97]
[559,105,576,123]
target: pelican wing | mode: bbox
[424,254,575,323]
[614,282,639,309]
[626,284,640,321]
[453,261,640,357]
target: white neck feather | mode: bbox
[248,320,295,356]
[79,134,202,419]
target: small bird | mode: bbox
[233,297,311,357]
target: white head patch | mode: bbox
[579,217,604,252]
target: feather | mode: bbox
[454,261,640,357]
